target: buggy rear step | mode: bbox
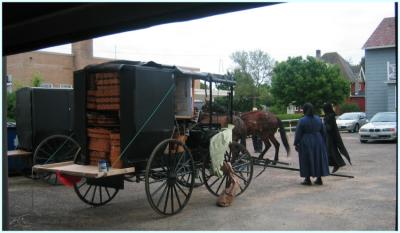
[32,161,135,178]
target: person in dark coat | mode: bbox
[252,135,263,153]
[294,103,330,185]
[322,103,352,173]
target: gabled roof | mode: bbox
[320,52,356,82]
[362,17,395,49]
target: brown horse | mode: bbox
[240,111,290,162]
[199,112,247,146]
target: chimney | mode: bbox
[72,39,94,70]
[316,50,321,59]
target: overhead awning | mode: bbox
[3,2,277,56]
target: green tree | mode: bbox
[257,83,274,109]
[214,70,258,112]
[199,81,208,89]
[270,56,350,112]
[230,49,275,108]
[232,69,257,111]
[231,50,275,86]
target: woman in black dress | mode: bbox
[294,103,329,185]
[322,103,352,173]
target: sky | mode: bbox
[41,2,396,74]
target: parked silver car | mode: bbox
[336,112,368,132]
[359,112,397,143]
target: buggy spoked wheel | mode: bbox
[178,160,204,188]
[145,139,195,216]
[33,134,80,185]
[202,141,253,197]
[73,177,119,207]
[192,161,205,187]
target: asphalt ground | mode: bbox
[7,132,397,230]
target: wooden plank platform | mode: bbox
[32,161,135,178]
[7,150,32,157]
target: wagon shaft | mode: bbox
[252,158,354,179]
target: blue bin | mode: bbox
[7,122,28,175]
[7,122,17,150]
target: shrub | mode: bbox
[268,105,287,114]
[276,113,303,120]
[7,91,16,122]
[339,103,360,113]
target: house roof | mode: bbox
[320,52,356,82]
[362,17,395,49]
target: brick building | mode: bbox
[6,39,111,89]
[6,39,228,105]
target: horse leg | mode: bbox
[268,134,280,164]
[240,135,246,147]
[258,136,271,160]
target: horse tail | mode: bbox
[278,118,290,157]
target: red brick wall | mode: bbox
[6,40,111,89]
[7,51,75,88]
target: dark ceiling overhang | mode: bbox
[3,2,277,56]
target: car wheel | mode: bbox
[353,124,360,133]
[360,139,367,143]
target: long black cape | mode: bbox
[324,113,352,166]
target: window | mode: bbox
[59,84,72,88]
[40,83,53,88]
[387,61,396,81]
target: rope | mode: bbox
[112,83,175,166]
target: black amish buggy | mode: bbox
[7,87,75,177]
[32,60,254,215]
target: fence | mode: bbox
[281,119,299,132]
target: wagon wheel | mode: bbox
[73,177,119,207]
[202,141,253,197]
[178,160,204,188]
[192,160,205,187]
[145,139,195,216]
[33,134,80,185]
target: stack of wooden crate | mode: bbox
[86,72,122,168]
[86,73,120,111]
[110,133,123,168]
[87,112,118,126]
[87,128,110,166]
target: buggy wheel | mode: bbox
[202,141,253,197]
[33,134,80,185]
[145,139,195,216]
[178,160,204,188]
[73,177,119,207]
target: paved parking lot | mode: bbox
[7,132,397,230]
